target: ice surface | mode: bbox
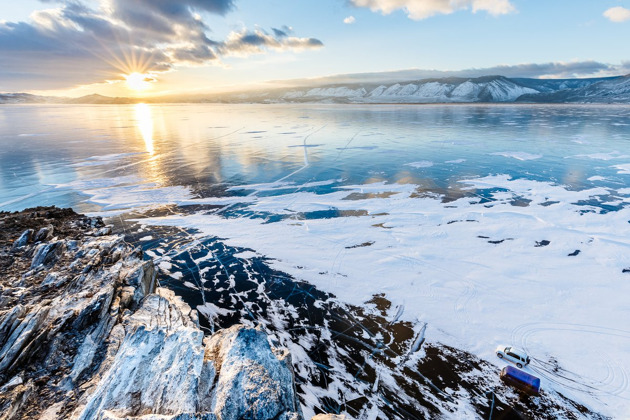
[491,152,543,161]
[404,160,434,168]
[569,151,630,161]
[138,175,630,417]
[614,163,630,174]
[70,152,147,167]
[2,103,630,417]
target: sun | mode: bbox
[125,72,153,91]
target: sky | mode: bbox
[1,0,630,97]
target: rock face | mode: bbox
[0,208,304,420]
[205,326,302,420]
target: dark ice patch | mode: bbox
[488,239,513,244]
[345,241,375,249]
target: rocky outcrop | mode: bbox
[0,208,304,420]
[205,325,302,420]
[80,303,303,420]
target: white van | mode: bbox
[496,345,530,368]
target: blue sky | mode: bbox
[1,0,629,96]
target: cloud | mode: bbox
[274,60,630,86]
[349,0,516,20]
[220,28,323,57]
[604,6,630,22]
[0,0,322,91]
[344,16,356,24]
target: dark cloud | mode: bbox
[272,27,288,38]
[0,0,322,91]
[221,29,323,56]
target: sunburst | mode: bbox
[125,72,153,91]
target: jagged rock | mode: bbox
[0,208,305,420]
[100,413,216,420]
[0,375,22,393]
[205,325,303,420]
[95,226,113,237]
[0,208,156,418]
[0,306,51,374]
[121,259,157,308]
[40,271,69,288]
[11,230,33,250]
[30,240,66,268]
[89,217,105,228]
[34,225,54,242]
[77,291,207,419]
[0,380,35,420]
[311,415,351,420]
[77,294,302,420]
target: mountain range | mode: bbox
[2,74,629,105]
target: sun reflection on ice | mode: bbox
[135,103,154,155]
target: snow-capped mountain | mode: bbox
[249,74,630,104]
[280,76,539,103]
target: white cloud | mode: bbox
[350,0,516,20]
[603,6,630,23]
[344,16,356,24]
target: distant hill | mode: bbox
[516,74,630,103]
[64,94,137,104]
[2,74,629,105]
[0,93,64,104]
[0,93,137,105]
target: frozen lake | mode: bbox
[1,103,630,417]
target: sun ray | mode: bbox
[73,20,161,91]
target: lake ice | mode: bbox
[1,103,629,417]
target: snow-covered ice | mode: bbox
[137,175,630,417]
[405,160,434,168]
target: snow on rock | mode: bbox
[304,87,367,98]
[80,319,304,420]
[0,207,305,420]
[205,325,303,420]
[414,82,452,99]
[368,85,387,97]
[77,291,208,419]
